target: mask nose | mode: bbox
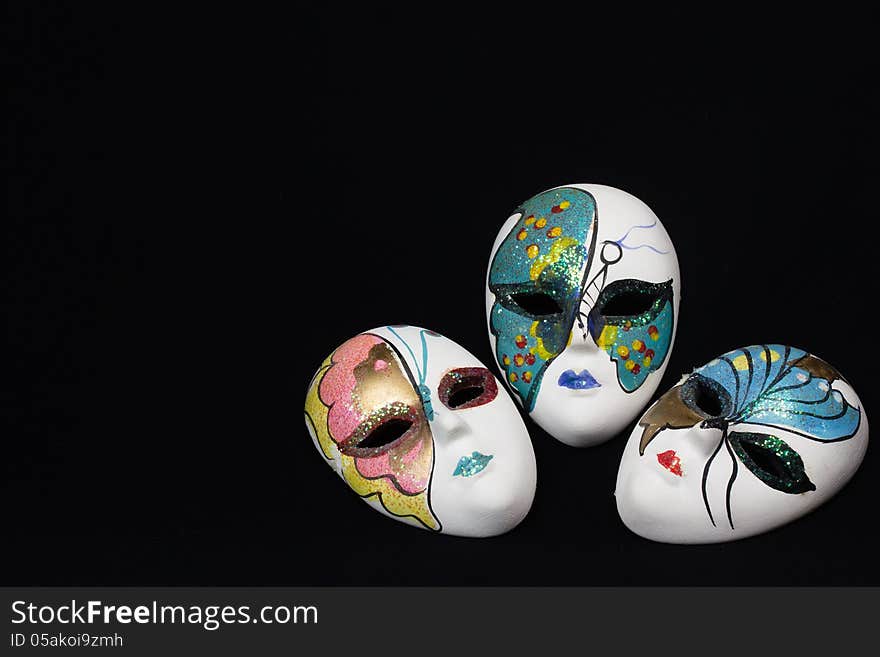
[569,326,601,352]
[431,408,470,440]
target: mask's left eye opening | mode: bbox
[439,368,498,410]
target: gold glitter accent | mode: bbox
[791,354,842,382]
[516,228,528,241]
[638,385,705,455]
[529,236,578,280]
[547,226,562,238]
[305,354,336,460]
[526,244,539,259]
[535,217,547,228]
[524,215,536,226]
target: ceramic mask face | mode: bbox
[486,184,680,447]
[304,325,537,537]
[616,344,868,543]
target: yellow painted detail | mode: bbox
[529,321,557,360]
[529,236,578,280]
[306,352,438,531]
[596,325,618,350]
[759,349,781,362]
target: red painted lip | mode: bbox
[657,450,683,477]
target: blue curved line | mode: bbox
[614,218,658,244]
[618,242,670,255]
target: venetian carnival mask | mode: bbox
[486,184,680,447]
[616,345,868,543]
[304,325,537,537]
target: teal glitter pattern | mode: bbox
[690,344,860,442]
[488,188,597,411]
[453,452,493,477]
[591,279,674,392]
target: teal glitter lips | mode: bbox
[453,452,493,477]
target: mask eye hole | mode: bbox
[439,367,498,410]
[738,440,790,480]
[681,374,731,418]
[357,419,413,449]
[338,405,417,457]
[691,381,724,416]
[597,287,658,317]
[509,292,562,317]
[728,431,815,494]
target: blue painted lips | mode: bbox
[453,452,493,477]
[558,369,601,390]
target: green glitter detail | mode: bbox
[729,431,816,494]
[596,279,673,328]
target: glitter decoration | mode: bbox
[589,278,674,392]
[637,344,861,530]
[657,450,683,476]
[728,432,815,494]
[304,333,441,530]
[453,452,494,477]
[437,367,498,410]
[488,187,597,411]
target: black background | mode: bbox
[5,6,878,585]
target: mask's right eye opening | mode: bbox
[508,292,562,317]
[338,405,418,457]
[356,419,413,449]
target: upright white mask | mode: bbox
[616,344,868,544]
[486,184,680,447]
[304,325,537,537]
